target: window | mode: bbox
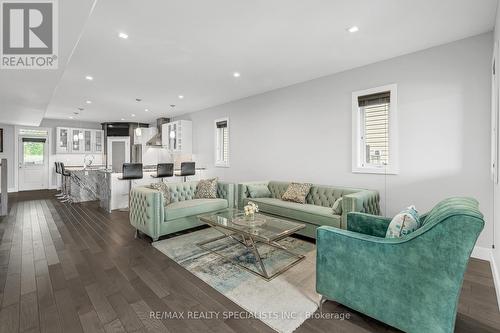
[352,84,398,174]
[22,138,45,166]
[215,118,229,167]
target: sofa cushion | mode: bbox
[386,206,421,238]
[332,197,343,215]
[282,182,312,204]
[165,199,228,221]
[247,184,272,198]
[245,197,340,228]
[195,178,218,199]
[149,182,171,206]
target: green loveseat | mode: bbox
[316,197,485,333]
[130,181,234,241]
[238,181,380,238]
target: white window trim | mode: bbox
[214,117,230,168]
[352,84,399,175]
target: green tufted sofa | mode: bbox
[238,181,380,238]
[130,181,234,241]
[316,197,484,333]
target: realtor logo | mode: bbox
[1,0,58,69]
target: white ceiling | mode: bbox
[2,0,498,126]
[0,0,96,126]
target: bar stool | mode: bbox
[118,163,143,210]
[54,162,65,198]
[59,163,72,203]
[151,163,174,182]
[179,162,195,182]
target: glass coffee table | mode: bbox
[197,209,306,280]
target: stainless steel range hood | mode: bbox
[146,117,170,147]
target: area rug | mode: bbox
[152,228,319,333]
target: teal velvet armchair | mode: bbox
[316,197,484,333]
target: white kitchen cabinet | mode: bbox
[56,127,70,153]
[56,127,104,155]
[162,120,192,153]
[83,129,93,153]
[93,130,104,153]
[71,129,83,153]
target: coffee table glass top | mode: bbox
[197,208,305,242]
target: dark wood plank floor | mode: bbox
[1,190,499,333]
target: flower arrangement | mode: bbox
[244,201,259,220]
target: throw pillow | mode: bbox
[150,182,171,206]
[386,206,421,238]
[195,178,218,199]
[281,182,312,204]
[332,197,343,215]
[247,184,272,198]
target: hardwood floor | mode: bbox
[0,190,499,333]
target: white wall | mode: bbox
[0,124,15,191]
[177,33,494,248]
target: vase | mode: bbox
[245,213,255,222]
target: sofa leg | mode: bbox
[134,229,138,239]
[319,295,328,314]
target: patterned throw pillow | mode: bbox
[150,182,171,206]
[281,182,312,204]
[386,206,421,238]
[247,184,272,198]
[195,178,218,199]
[332,197,343,215]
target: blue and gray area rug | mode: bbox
[153,228,319,333]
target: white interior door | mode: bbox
[19,137,49,191]
[107,136,130,172]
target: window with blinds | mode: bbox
[358,91,390,167]
[352,84,398,174]
[215,118,229,167]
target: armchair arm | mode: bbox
[129,187,165,240]
[347,212,391,237]
[237,181,269,209]
[341,190,380,229]
[217,182,235,208]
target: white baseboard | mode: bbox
[490,251,500,312]
[471,246,492,261]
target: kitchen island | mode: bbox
[64,166,106,203]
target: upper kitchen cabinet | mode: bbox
[83,129,93,153]
[56,127,104,154]
[162,120,192,153]
[93,130,104,153]
[56,127,70,153]
[71,129,84,153]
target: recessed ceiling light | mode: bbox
[233,72,241,78]
[85,75,93,80]
[347,26,359,33]
[85,100,92,104]
[131,114,136,117]
[69,116,74,119]
[78,107,84,111]
[178,95,184,99]
[135,98,142,102]
[121,118,125,121]
[145,108,149,112]
[118,32,129,39]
